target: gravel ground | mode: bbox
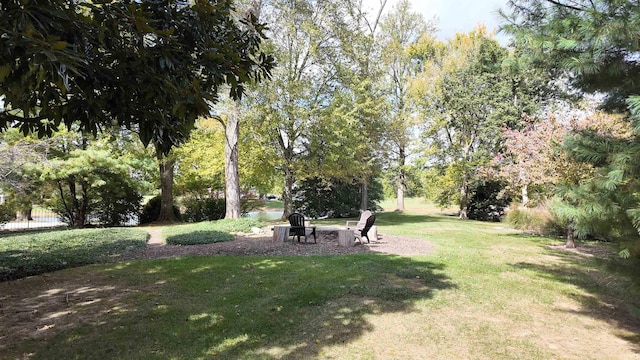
[128,230,434,260]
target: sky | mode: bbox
[363,0,512,44]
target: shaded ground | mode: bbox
[0,230,434,355]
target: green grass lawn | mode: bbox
[1,201,639,359]
[263,199,284,210]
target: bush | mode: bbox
[467,181,511,222]
[166,229,234,245]
[46,174,142,227]
[182,197,265,223]
[162,218,264,245]
[504,203,564,236]
[182,197,226,222]
[90,171,142,226]
[240,198,263,214]
[0,203,14,225]
[140,196,181,224]
[209,218,264,233]
[293,177,383,218]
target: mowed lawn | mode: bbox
[1,199,639,359]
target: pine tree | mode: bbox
[503,0,640,254]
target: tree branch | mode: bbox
[544,0,586,12]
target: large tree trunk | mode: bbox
[396,149,406,211]
[459,182,469,220]
[157,151,178,223]
[360,182,368,211]
[396,182,405,211]
[224,106,241,219]
[282,166,294,220]
[566,224,576,248]
[67,176,86,228]
[521,183,529,208]
[16,207,32,221]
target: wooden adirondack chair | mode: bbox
[346,211,376,243]
[288,213,316,243]
[354,214,376,243]
[346,210,372,233]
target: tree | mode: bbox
[1,0,274,222]
[488,113,576,207]
[32,129,143,228]
[418,29,517,218]
[173,119,226,198]
[378,0,434,211]
[248,0,385,219]
[216,0,268,219]
[324,0,388,212]
[503,0,640,254]
[173,116,278,199]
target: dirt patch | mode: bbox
[125,230,434,259]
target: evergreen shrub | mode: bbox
[139,196,181,224]
[182,197,226,222]
[467,181,510,222]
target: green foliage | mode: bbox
[0,129,51,219]
[467,181,511,222]
[0,0,274,154]
[0,203,13,225]
[38,140,144,227]
[182,197,226,223]
[182,197,263,223]
[381,166,424,199]
[503,0,640,112]
[503,0,640,256]
[0,228,147,281]
[293,177,383,218]
[417,28,548,217]
[162,219,263,245]
[204,218,264,233]
[245,0,390,216]
[165,230,233,246]
[140,196,181,225]
[88,172,143,227]
[173,119,226,197]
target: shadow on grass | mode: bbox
[1,254,455,359]
[0,239,146,282]
[512,249,640,352]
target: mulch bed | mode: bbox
[127,231,434,260]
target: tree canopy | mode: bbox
[502,0,640,112]
[0,0,274,154]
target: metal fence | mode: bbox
[1,208,67,231]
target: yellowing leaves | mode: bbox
[0,65,10,82]
[51,41,67,51]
